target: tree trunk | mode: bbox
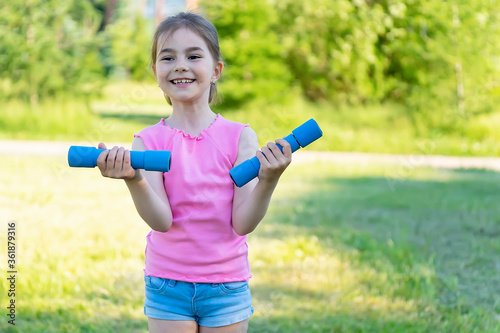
[104,0,119,28]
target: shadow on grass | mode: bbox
[248,284,450,333]
[253,167,500,330]
[6,167,499,333]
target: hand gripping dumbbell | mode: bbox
[230,118,323,187]
[68,146,171,172]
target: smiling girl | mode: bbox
[96,12,292,333]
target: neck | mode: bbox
[166,101,217,136]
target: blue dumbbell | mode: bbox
[68,146,171,172]
[230,118,323,187]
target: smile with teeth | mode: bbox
[171,79,195,84]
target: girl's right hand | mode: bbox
[96,142,140,180]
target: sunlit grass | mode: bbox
[2,81,500,156]
[0,155,499,332]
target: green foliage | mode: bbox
[0,0,106,103]
[201,0,295,107]
[373,0,500,133]
[201,0,500,131]
[0,98,99,140]
[1,0,500,139]
[106,3,155,81]
[272,0,387,104]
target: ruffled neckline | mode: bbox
[160,113,221,140]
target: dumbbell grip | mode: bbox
[230,119,322,187]
[68,146,171,172]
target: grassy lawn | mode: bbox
[0,155,499,332]
[2,81,500,156]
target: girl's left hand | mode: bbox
[255,138,292,184]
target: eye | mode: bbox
[188,55,201,60]
[161,56,174,61]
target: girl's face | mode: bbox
[153,28,223,106]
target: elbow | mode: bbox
[232,221,254,236]
[234,228,246,236]
[232,213,261,236]
[152,220,172,233]
[154,226,170,233]
[234,228,250,236]
[141,209,172,233]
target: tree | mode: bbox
[0,0,105,104]
[106,0,155,81]
[200,0,500,132]
[200,0,294,107]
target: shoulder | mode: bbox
[235,127,259,165]
[239,127,258,146]
[132,136,146,151]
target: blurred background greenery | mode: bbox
[1,1,500,333]
[1,0,500,155]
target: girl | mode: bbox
[96,11,292,333]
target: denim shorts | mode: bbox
[144,275,254,327]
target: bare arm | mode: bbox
[231,127,292,236]
[96,139,172,232]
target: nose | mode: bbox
[174,60,189,72]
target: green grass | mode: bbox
[0,82,168,142]
[2,81,500,156]
[0,155,499,332]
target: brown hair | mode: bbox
[151,11,223,105]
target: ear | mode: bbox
[152,64,158,81]
[212,61,224,83]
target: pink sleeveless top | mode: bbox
[134,114,251,283]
